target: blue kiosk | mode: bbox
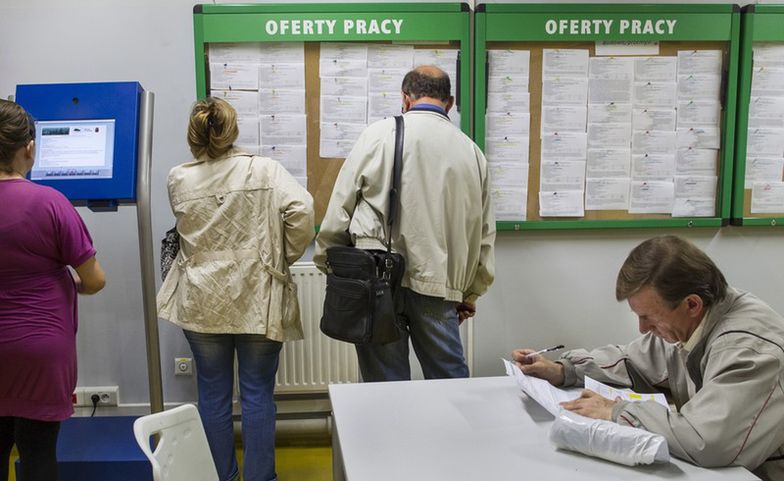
[15,82,162,480]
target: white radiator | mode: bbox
[275,262,359,393]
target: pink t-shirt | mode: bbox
[0,179,96,421]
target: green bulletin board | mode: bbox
[475,4,740,231]
[192,3,471,224]
[731,5,784,227]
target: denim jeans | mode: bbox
[184,330,282,481]
[355,287,469,382]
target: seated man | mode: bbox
[513,235,784,480]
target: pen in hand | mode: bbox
[525,344,565,359]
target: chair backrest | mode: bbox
[133,404,218,481]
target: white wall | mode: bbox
[1,0,781,404]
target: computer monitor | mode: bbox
[30,119,116,181]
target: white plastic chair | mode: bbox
[133,404,219,481]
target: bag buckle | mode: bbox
[381,256,394,280]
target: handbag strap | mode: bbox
[386,115,404,256]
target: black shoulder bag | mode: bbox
[320,116,406,345]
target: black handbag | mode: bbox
[160,226,180,281]
[320,115,406,345]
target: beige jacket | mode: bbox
[558,288,784,480]
[314,110,496,303]
[157,151,314,342]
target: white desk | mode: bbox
[329,376,759,481]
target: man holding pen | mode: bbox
[513,235,784,481]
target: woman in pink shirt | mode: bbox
[0,100,106,480]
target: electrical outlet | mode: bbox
[175,357,193,376]
[75,386,119,406]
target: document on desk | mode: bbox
[584,376,670,410]
[502,359,578,416]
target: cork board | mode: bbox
[486,40,729,222]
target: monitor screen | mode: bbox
[30,119,116,181]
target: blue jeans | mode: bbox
[355,288,469,382]
[184,330,282,481]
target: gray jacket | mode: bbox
[558,288,784,480]
[314,110,496,303]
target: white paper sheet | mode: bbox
[588,123,631,148]
[677,50,723,76]
[588,103,632,125]
[413,49,458,72]
[589,78,633,104]
[676,148,718,176]
[676,127,721,150]
[209,42,262,63]
[368,92,402,122]
[587,149,631,178]
[502,359,579,416]
[488,49,531,76]
[210,89,258,116]
[632,152,675,180]
[590,57,634,79]
[367,44,414,69]
[632,130,676,154]
[485,136,530,164]
[319,59,368,78]
[260,114,307,145]
[210,63,259,90]
[745,157,784,189]
[633,81,677,107]
[672,198,716,217]
[585,178,630,210]
[540,161,586,191]
[258,42,304,64]
[259,63,305,89]
[321,76,368,97]
[487,92,530,113]
[751,182,784,213]
[634,56,677,81]
[584,376,670,410]
[540,132,587,161]
[541,105,587,133]
[632,108,677,131]
[319,138,357,158]
[320,95,367,123]
[486,113,530,137]
[676,100,722,128]
[258,88,305,114]
[261,144,307,176]
[629,181,674,213]
[674,175,717,199]
[492,189,528,221]
[320,121,366,144]
[542,77,589,105]
[750,67,784,97]
[543,49,590,78]
[677,74,722,101]
[746,128,784,156]
[753,44,784,64]
[490,162,529,188]
[487,75,529,94]
[320,42,368,62]
[236,116,260,145]
[368,68,408,93]
[539,190,585,217]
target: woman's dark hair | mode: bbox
[0,100,35,173]
[187,97,239,159]
[616,235,728,308]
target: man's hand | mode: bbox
[511,349,566,386]
[559,389,618,421]
[456,302,475,324]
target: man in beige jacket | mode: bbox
[513,236,784,480]
[315,65,496,382]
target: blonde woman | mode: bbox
[157,97,314,481]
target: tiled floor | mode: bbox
[8,445,333,481]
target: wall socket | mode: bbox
[175,357,193,376]
[74,386,119,406]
